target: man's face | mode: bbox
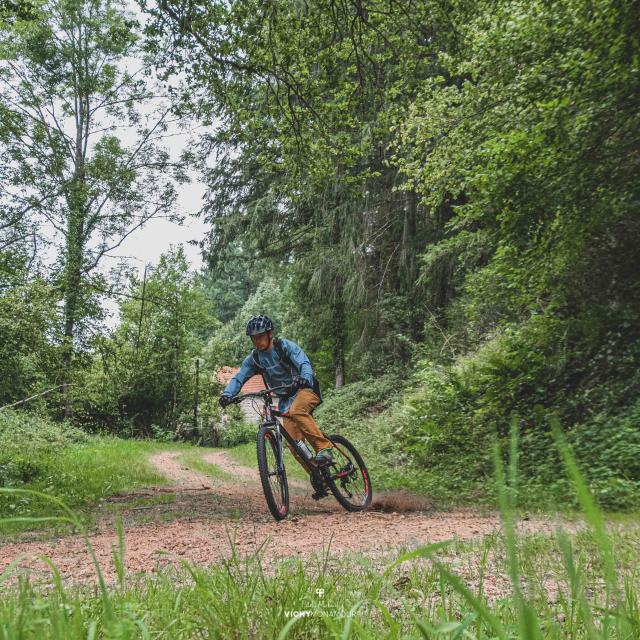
[250,331,273,351]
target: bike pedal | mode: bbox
[311,491,327,500]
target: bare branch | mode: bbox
[82,202,170,273]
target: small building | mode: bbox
[215,367,267,423]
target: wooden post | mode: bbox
[194,358,200,431]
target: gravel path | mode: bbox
[0,450,563,586]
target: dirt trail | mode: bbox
[0,450,565,586]
[201,451,310,491]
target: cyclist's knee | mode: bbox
[288,409,311,419]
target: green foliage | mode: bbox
[402,312,640,508]
[72,247,218,437]
[0,0,185,406]
[519,404,640,511]
[217,406,255,448]
[198,245,261,325]
[314,373,404,434]
[146,0,444,383]
[0,410,89,486]
[0,273,60,408]
[0,410,167,529]
[395,0,640,338]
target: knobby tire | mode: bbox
[256,424,289,520]
[325,434,372,512]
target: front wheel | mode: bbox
[256,425,289,520]
[325,434,372,512]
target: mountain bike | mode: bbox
[229,385,372,521]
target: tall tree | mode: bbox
[87,246,212,434]
[146,0,449,383]
[0,0,187,413]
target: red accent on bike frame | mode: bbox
[361,467,370,493]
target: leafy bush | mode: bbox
[217,406,256,448]
[518,402,640,510]
[400,311,640,509]
[314,373,404,434]
[0,410,89,486]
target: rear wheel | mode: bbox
[256,425,289,520]
[325,434,372,512]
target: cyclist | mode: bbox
[218,315,334,464]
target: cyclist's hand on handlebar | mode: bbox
[292,376,310,390]
[219,393,234,408]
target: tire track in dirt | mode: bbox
[149,451,214,489]
[0,450,566,586]
[201,450,315,492]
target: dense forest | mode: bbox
[1,0,639,509]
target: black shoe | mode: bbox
[315,447,334,465]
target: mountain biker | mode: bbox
[218,315,334,465]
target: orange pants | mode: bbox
[282,389,333,462]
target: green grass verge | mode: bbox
[0,437,173,535]
[178,449,234,481]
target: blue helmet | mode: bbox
[246,315,274,336]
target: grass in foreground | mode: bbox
[1,417,639,638]
[0,514,638,638]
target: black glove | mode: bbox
[219,394,233,408]
[292,376,310,390]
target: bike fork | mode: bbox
[271,421,286,474]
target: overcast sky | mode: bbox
[110,177,209,273]
[110,0,210,278]
[96,151,211,325]
[111,2,212,277]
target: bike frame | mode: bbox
[259,393,317,476]
[233,385,354,487]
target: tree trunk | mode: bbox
[61,57,89,417]
[61,193,86,418]
[332,297,346,388]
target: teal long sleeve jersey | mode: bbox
[223,338,318,413]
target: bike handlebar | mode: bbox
[231,384,294,403]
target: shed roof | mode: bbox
[215,367,266,393]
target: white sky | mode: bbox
[110,179,209,272]
[98,160,211,327]
[112,0,210,276]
